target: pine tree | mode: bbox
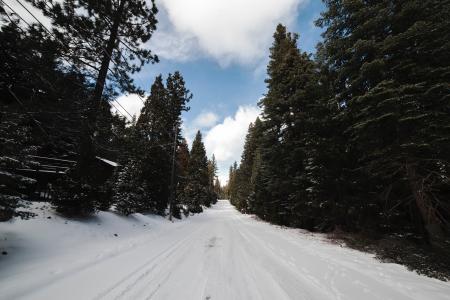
[317,0,450,244]
[0,14,122,217]
[113,160,147,215]
[213,178,222,198]
[207,154,219,205]
[228,162,238,205]
[111,72,191,216]
[233,118,264,213]
[256,24,307,225]
[28,0,158,96]
[24,0,159,216]
[135,75,170,213]
[183,131,209,213]
[166,71,192,132]
[175,138,190,217]
[166,72,192,216]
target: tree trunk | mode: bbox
[168,126,178,221]
[91,0,127,122]
[406,164,445,249]
[78,0,127,176]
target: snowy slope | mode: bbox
[0,200,449,300]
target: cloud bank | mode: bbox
[204,106,261,183]
[153,0,307,65]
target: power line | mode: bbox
[1,4,190,179]
[2,1,133,122]
[7,85,48,137]
[1,6,178,160]
[12,0,98,73]
[6,1,128,120]
[0,0,131,121]
[3,1,180,143]
[39,0,141,120]
[112,99,134,119]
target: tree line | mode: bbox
[0,0,217,220]
[228,0,449,250]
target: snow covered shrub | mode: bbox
[113,160,147,215]
[51,170,97,217]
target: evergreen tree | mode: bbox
[233,118,264,213]
[28,0,158,95]
[256,24,306,225]
[175,138,190,216]
[135,75,170,213]
[0,13,123,217]
[207,154,219,205]
[166,71,192,133]
[183,131,209,213]
[228,162,238,205]
[317,0,450,244]
[113,160,147,215]
[23,0,160,216]
[115,72,191,215]
[166,72,192,216]
[213,178,222,198]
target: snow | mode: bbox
[0,200,449,300]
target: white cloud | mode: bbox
[181,111,219,147]
[150,5,200,62]
[193,112,219,128]
[204,106,261,184]
[112,94,145,120]
[153,0,308,66]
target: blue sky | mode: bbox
[116,0,326,182]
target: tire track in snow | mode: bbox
[93,223,205,300]
[230,217,330,300]
[232,213,417,300]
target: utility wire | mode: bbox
[2,4,177,149]
[0,4,131,125]
[2,0,181,155]
[10,0,133,122]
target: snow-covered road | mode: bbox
[1,200,449,300]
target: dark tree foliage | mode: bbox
[182,131,210,213]
[207,154,219,205]
[213,178,222,199]
[17,0,160,216]
[113,72,191,215]
[113,160,147,215]
[316,0,450,245]
[174,138,190,218]
[228,161,238,203]
[231,119,263,213]
[0,7,127,218]
[136,75,170,213]
[27,0,159,94]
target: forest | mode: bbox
[0,0,220,221]
[227,0,450,275]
